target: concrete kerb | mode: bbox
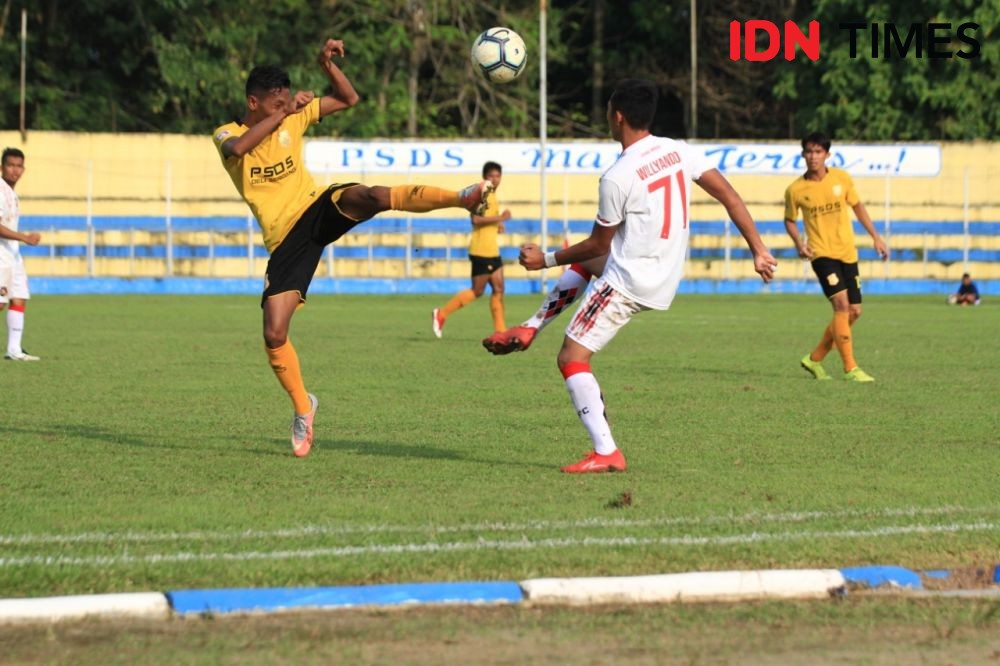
[1,565,998,623]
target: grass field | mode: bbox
[1,292,997,601]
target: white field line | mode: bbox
[0,522,996,569]
[2,504,998,547]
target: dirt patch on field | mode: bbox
[3,597,1000,666]
[922,565,999,591]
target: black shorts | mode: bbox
[261,183,362,307]
[811,257,862,304]
[470,255,503,278]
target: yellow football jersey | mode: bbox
[212,98,322,253]
[468,190,501,257]
[784,167,860,263]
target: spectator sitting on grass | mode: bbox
[948,273,980,306]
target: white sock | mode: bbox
[7,307,24,355]
[563,362,617,455]
[524,264,592,331]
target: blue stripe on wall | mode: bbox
[30,277,998,296]
[19,244,1000,263]
[20,216,1000,236]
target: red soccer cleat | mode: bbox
[481,325,538,355]
[432,308,445,338]
[561,449,627,474]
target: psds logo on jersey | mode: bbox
[250,157,295,180]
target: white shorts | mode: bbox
[0,258,30,303]
[565,277,648,353]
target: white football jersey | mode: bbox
[0,178,21,263]
[596,135,710,310]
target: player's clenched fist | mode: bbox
[519,243,544,270]
[318,39,346,65]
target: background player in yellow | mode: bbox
[784,132,889,383]
[432,161,511,338]
[213,38,491,457]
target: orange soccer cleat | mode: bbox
[458,180,494,216]
[291,393,318,458]
[481,325,537,355]
[561,449,627,474]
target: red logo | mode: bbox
[729,21,981,61]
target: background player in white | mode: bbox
[0,147,41,362]
[517,79,776,473]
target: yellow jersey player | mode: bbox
[213,38,491,457]
[784,132,889,383]
[432,161,511,338]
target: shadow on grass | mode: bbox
[2,424,551,469]
[315,437,551,470]
[2,424,291,458]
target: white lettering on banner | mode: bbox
[304,141,941,177]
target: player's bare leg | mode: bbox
[488,267,506,333]
[263,291,318,456]
[556,337,625,473]
[336,182,492,221]
[483,254,608,355]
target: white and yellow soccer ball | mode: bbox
[471,27,527,83]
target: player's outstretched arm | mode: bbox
[852,202,889,261]
[784,218,813,259]
[472,209,511,226]
[519,224,615,271]
[316,39,360,116]
[0,223,39,245]
[696,169,776,282]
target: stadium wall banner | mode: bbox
[304,141,941,177]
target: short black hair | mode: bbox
[608,79,658,131]
[962,272,971,279]
[246,65,291,98]
[802,132,831,152]
[2,147,24,165]
[482,161,502,178]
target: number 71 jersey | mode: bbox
[596,135,710,310]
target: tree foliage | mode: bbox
[0,0,995,139]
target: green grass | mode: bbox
[3,597,1000,665]
[0,294,998,598]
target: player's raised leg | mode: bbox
[483,256,606,355]
[335,181,492,221]
[263,291,318,456]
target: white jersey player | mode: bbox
[0,148,41,361]
[508,79,777,473]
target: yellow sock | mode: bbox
[490,293,506,332]
[440,289,476,318]
[832,312,857,372]
[389,185,461,213]
[265,339,312,414]
[810,324,834,362]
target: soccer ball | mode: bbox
[471,27,527,83]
